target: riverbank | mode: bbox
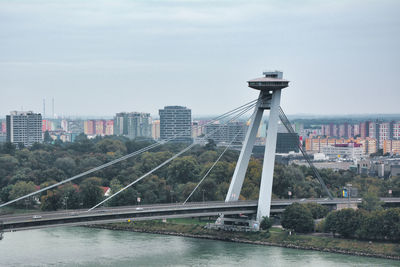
[87,219,400,261]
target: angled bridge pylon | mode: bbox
[225,71,289,224]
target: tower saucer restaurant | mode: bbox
[225,71,289,223]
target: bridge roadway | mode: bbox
[1,198,399,232]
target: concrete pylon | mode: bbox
[225,71,289,223]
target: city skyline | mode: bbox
[1,0,400,116]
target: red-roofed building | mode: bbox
[100,186,111,197]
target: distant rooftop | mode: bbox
[163,106,189,109]
[10,111,40,116]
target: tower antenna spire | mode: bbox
[43,98,46,118]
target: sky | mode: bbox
[0,0,399,118]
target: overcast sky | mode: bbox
[1,0,399,118]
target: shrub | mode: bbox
[260,216,272,230]
[324,209,363,238]
[315,219,325,233]
[281,203,314,233]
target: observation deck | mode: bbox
[248,71,289,91]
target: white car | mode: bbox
[32,215,42,219]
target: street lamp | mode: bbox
[24,198,29,210]
[346,183,352,208]
[64,196,69,211]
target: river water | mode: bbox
[0,227,398,267]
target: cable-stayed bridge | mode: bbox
[2,198,399,232]
[2,70,393,234]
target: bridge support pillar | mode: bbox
[257,89,281,221]
[225,89,281,222]
[225,92,266,202]
[221,70,288,231]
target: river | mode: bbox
[0,227,398,266]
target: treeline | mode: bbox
[280,200,400,242]
[324,208,400,242]
[0,135,399,211]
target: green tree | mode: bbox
[304,202,329,219]
[44,131,53,144]
[68,133,94,153]
[38,167,67,184]
[11,167,35,183]
[198,151,218,164]
[205,139,216,150]
[9,181,37,208]
[55,157,77,176]
[59,184,81,209]
[136,175,169,204]
[324,209,362,238]
[324,210,339,236]
[381,208,400,241]
[79,177,104,208]
[140,151,172,173]
[1,142,16,155]
[0,185,13,202]
[241,159,262,200]
[40,190,62,211]
[167,156,199,184]
[108,178,138,206]
[0,155,19,181]
[359,192,384,211]
[260,216,273,231]
[95,139,127,155]
[281,203,314,233]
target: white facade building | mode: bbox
[321,143,364,160]
[6,111,42,147]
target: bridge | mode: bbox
[2,198,399,232]
[0,70,393,233]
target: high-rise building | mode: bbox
[321,124,330,136]
[393,121,400,140]
[384,139,400,155]
[360,121,370,139]
[114,113,126,136]
[0,121,5,143]
[42,119,53,132]
[378,122,391,149]
[152,120,160,140]
[127,113,151,139]
[353,124,360,137]
[339,124,346,138]
[276,132,299,153]
[61,119,69,132]
[114,112,152,139]
[1,121,6,133]
[204,122,247,144]
[105,120,114,135]
[159,106,191,142]
[95,120,105,135]
[192,121,203,139]
[6,111,42,147]
[84,120,95,135]
[68,120,84,134]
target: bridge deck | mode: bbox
[1,198,399,232]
